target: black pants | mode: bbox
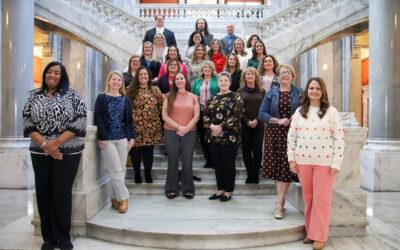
[31,153,81,244]
[197,111,213,166]
[131,145,154,177]
[241,122,264,181]
[209,143,239,192]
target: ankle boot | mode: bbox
[111,199,120,210]
[134,173,142,184]
[118,199,128,213]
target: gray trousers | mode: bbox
[164,130,196,195]
[101,138,130,201]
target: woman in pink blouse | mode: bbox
[162,72,200,199]
[287,77,345,250]
[158,46,188,78]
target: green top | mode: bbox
[191,76,219,97]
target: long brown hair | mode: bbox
[167,72,190,114]
[165,58,182,76]
[127,66,152,100]
[208,39,224,58]
[299,77,330,119]
[223,53,241,71]
[258,54,279,75]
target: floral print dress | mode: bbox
[132,86,163,147]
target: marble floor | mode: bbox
[0,189,399,250]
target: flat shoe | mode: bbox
[220,195,232,202]
[312,241,326,250]
[183,193,194,199]
[166,193,178,199]
[208,194,222,200]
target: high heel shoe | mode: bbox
[274,204,284,219]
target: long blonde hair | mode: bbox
[240,67,262,90]
[104,70,126,95]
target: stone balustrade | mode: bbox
[137,4,269,21]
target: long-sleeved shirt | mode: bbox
[238,86,265,123]
[23,88,87,154]
[287,106,345,170]
[203,92,244,145]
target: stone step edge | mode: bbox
[86,222,304,249]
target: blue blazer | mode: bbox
[94,93,135,141]
[258,85,303,126]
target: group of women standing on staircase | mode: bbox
[23,16,344,250]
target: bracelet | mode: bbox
[40,140,48,148]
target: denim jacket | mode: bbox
[258,85,303,126]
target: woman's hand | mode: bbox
[247,119,258,128]
[42,139,61,155]
[289,161,299,174]
[127,139,135,150]
[210,124,222,137]
[49,150,63,160]
[278,118,290,127]
[98,140,107,150]
[177,126,189,137]
[330,168,339,176]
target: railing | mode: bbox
[137,4,270,21]
[258,0,350,38]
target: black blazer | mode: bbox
[94,94,135,141]
[157,75,171,94]
[143,27,177,47]
[140,57,161,81]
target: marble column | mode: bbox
[361,0,400,191]
[0,0,34,188]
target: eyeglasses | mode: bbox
[279,71,292,76]
[169,63,178,66]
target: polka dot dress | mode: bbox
[262,91,299,182]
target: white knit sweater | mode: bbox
[287,106,345,170]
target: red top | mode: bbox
[211,53,226,73]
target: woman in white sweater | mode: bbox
[287,77,345,250]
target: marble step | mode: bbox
[134,154,245,167]
[86,195,305,249]
[126,179,275,195]
[126,166,253,181]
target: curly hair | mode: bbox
[299,77,330,119]
[188,31,206,47]
[258,54,279,76]
[246,34,260,48]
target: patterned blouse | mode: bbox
[132,86,163,147]
[23,88,87,154]
[188,61,204,86]
[106,95,127,140]
[203,92,244,145]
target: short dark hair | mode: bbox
[154,14,164,20]
[40,61,69,94]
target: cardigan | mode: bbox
[94,93,135,141]
[23,88,87,154]
[287,106,345,170]
[258,85,303,126]
[191,76,219,98]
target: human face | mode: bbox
[255,42,264,55]
[45,65,61,90]
[197,19,205,31]
[263,57,274,71]
[234,40,243,53]
[174,73,187,91]
[168,61,179,74]
[203,64,212,77]
[154,35,164,47]
[168,47,178,59]
[143,44,152,56]
[108,73,123,93]
[130,57,140,72]
[278,67,293,86]
[193,33,202,45]
[250,36,259,47]
[245,70,256,85]
[195,46,205,59]
[218,75,231,93]
[138,69,149,86]
[226,24,235,34]
[228,55,237,68]
[308,80,322,103]
[155,15,164,28]
[211,41,220,52]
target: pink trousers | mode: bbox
[297,165,335,242]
